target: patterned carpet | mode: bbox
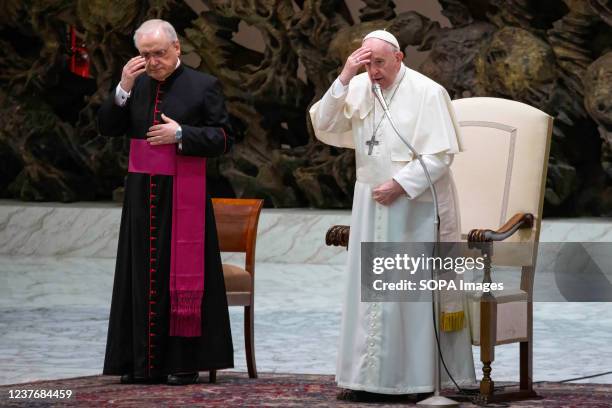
[0,372,611,407]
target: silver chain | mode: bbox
[372,68,407,139]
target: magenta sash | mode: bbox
[128,139,206,337]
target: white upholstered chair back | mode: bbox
[450,97,553,346]
[451,97,553,251]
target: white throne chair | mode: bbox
[451,97,553,403]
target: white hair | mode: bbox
[133,19,178,47]
[388,43,400,53]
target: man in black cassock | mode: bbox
[98,19,233,386]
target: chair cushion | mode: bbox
[222,263,252,292]
[466,289,529,345]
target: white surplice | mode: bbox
[309,64,476,394]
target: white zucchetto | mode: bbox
[362,30,400,49]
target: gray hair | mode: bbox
[133,19,178,47]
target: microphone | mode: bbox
[372,77,448,408]
[370,80,439,243]
[372,83,389,112]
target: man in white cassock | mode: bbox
[309,30,475,399]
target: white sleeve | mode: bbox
[310,78,351,134]
[114,84,131,107]
[392,153,453,199]
[330,78,348,97]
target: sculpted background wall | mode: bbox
[0,0,610,215]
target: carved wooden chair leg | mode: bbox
[479,261,497,403]
[245,305,257,378]
[479,324,496,403]
[209,369,217,384]
[480,359,494,402]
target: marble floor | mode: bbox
[1,255,611,387]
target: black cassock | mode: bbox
[98,64,233,378]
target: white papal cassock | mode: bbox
[309,63,476,394]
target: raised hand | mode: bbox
[338,46,372,85]
[120,56,146,92]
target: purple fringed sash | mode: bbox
[128,139,206,337]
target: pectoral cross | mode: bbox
[366,133,379,155]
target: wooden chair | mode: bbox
[325,97,553,403]
[451,97,552,403]
[211,198,263,381]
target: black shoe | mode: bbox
[120,374,164,384]
[336,389,410,402]
[167,372,199,386]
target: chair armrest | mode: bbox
[468,213,534,242]
[326,213,533,246]
[326,225,350,248]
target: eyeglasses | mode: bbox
[139,44,172,60]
